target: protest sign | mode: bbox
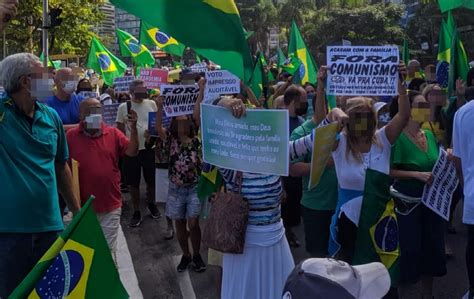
[102,103,120,126]
[204,70,240,103]
[161,84,200,117]
[189,62,208,73]
[308,123,339,190]
[78,91,99,99]
[422,149,459,221]
[148,111,171,137]
[201,104,289,176]
[139,68,168,89]
[327,46,399,96]
[113,76,136,93]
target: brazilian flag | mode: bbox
[197,163,223,202]
[9,197,128,299]
[116,28,155,66]
[276,47,286,69]
[39,52,61,69]
[86,37,127,86]
[281,54,302,76]
[248,53,265,100]
[139,21,186,57]
[288,21,318,84]
[353,169,400,285]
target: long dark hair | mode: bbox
[169,116,196,139]
[389,90,420,118]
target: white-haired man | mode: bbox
[0,53,80,297]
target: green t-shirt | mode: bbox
[391,130,439,197]
[290,119,338,211]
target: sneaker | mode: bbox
[130,211,142,227]
[177,255,192,272]
[147,203,161,219]
[192,254,206,273]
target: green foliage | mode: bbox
[4,0,104,56]
[303,3,405,59]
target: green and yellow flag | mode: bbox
[110,0,253,82]
[139,21,186,57]
[86,37,127,86]
[9,197,128,299]
[197,164,223,201]
[353,169,400,286]
[281,54,302,76]
[402,39,410,66]
[248,53,265,99]
[39,52,61,69]
[276,47,286,69]
[116,28,155,66]
[288,21,318,85]
[438,0,474,12]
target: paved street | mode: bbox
[119,188,469,299]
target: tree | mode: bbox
[303,3,405,63]
[4,0,105,56]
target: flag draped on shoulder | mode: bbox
[110,0,253,82]
[86,37,127,86]
[116,28,155,66]
[9,197,128,299]
[139,21,186,57]
[288,21,318,85]
[353,169,400,286]
[438,0,474,12]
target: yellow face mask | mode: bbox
[411,107,431,123]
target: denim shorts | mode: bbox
[166,183,201,220]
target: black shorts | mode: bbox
[302,207,334,258]
[123,149,155,188]
[397,204,447,284]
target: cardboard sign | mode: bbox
[422,149,459,221]
[139,68,168,89]
[308,123,339,190]
[201,104,289,176]
[327,46,399,96]
[113,76,136,93]
[102,103,120,126]
[161,84,200,117]
[204,70,240,103]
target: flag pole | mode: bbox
[42,0,49,68]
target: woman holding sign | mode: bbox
[389,91,446,299]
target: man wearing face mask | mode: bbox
[117,79,160,227]
[0,53,81,297]
[44,68,85,130]
[281,85,307,247]
[67,98,139,256]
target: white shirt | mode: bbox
[332,128,392,225]
[453,100,474,224]
[116,99,157,150]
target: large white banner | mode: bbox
[327,46,399,96]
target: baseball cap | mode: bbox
[282,258,391,299]
[373,102,387,114]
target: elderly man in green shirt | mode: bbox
[0,53,80,297]
[289,67,338,257]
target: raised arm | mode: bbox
[384,63,410,144]
[193,77,206,128]
[273,76,292,99]
[314,66,328,125]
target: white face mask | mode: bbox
[62,81,77,94]
[30,78,54,100]
[84,114,102,130]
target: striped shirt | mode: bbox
[219,169,282,226]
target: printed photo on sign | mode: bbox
[113,76,136,93]
[201,104,289,176]
[161,84,200,117]
[421,149,459,221]
[327,46,399,96]
[139,68,168,89]
[204,70,240,103]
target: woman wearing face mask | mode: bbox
[154,95,206,273]
[389,91,446,299]
[421,84,447,145]
[328,64,410,265]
